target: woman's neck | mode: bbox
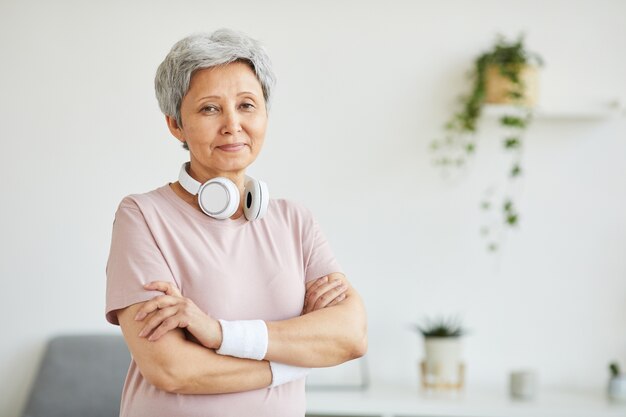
[187,163,246,191]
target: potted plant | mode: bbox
[414,315,466,389]
[431,34,544,252]
[609,362,626,403]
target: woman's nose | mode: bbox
[220,109,242,135]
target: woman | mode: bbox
[105,29,367,417]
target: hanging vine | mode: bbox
[431,34,544,252]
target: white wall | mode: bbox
[1,0,625,415]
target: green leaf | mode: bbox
[500,115,527,128]
[610,362,621,377]
[415,315,465,338]
[510,164,522,177]
[506,214,518,226]
[504,137,521,149]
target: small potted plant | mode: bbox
[482,35,542,107]
[609,362,626,403]
[431,34,544,252]
[414,315,466,389]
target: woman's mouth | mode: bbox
[216,143,246,152]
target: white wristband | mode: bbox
[269,361,311,387]
[216,319,268,360]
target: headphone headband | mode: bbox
[178,162,201,195]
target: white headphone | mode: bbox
[178,162,269,221]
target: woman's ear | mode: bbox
[165,115,185,143]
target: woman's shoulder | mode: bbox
[115,184,169,213]
[268,198,315,222]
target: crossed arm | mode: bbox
[116,272,367,395]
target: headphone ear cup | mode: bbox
[198,177,240,220]
[256,180,269,220]
[243,177,269,221]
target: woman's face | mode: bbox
[169,61,268,179]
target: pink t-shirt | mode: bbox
[105,183,342,417]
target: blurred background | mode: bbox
[1,0,625,416]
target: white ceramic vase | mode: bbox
[609,375,626,403]
[423,337,462,382]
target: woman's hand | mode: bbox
[302,275,348,315]
[134,281,222,349]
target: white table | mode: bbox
[306,383,626,417]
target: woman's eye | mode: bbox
[202,106,218,113]
[240,103,255,110]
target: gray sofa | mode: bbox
[22,334,130,417]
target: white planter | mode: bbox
[423,337,462,382]
[609,375,626,403]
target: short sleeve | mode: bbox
[105,198,177,325]
[303,215,344,283]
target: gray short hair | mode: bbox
[155,29,276,149]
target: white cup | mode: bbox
[510,370,538,400]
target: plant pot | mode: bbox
[609,375,626,403]
[485,64,539,107]
[423,337,462,382]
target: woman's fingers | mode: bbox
[134,282,182,321]
[138,306,179,338]
[311,281,348,312]
[147,315,188,341]
[135,295,220,348]
[134,295,178,321]
[144,281,182,297]
[305,277,341,308]
[304,278,348,314]
[304,276,331,308]
[326,293,347,307]
[306,275,328,291]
